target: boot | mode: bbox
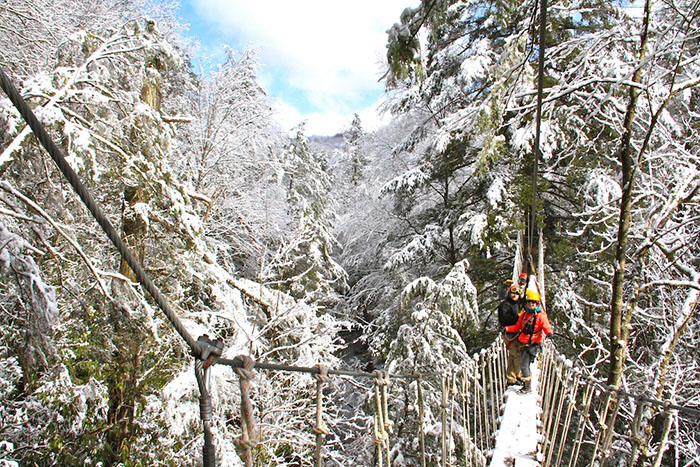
[518,379,532,394]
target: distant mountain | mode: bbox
[309,133,345,152]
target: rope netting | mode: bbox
[538,342,700,467]
[217,339,506,466]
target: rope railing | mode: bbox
[214,339,505,466]
[312,364,330,467]
[538,342,700,467]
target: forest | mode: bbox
[0,0,698,466]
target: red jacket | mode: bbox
[515,310,553,344]
[504,310,523,333]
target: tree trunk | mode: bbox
[607,0,651,388]
[107,183,149,462]
[106,322,143,464]
[104,55,164,461]
[633,296,700,466]
[118,185,147,281]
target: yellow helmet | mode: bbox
[525,289,541,302]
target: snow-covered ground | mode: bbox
[489,364,542,467]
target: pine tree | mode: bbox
[382,0,539,315]
[268,124,347,305]
[345,113,368,185]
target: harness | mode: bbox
[521,312,541,345]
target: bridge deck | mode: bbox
[489,364,542,467]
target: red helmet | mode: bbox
[519,273,528,279]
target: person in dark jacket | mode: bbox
[515,289,553,394]
[498,284,524,385]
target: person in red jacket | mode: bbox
[515,289,552,394]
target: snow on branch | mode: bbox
[0,181,110,297]
[0,219,57,369]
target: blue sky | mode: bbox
[177,0,419,136]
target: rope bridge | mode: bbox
[211,339,700,467]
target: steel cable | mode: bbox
[529,0,547,255]
[195,361,217,467]
[0,66,199,353]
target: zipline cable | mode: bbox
[529,0,547,266]
[0,66,200,354]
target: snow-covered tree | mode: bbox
[344,113,368,185]
[382,0,546,312]
[0,9,202,461]
[177,48,287,279]
[380,0,700,463]
[541,2,700,461]
[267,124,347,306]
[2,0,699,465]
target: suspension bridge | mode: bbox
[195,321,699,467]
[1,0,699,463]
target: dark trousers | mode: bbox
[520,343,541,381]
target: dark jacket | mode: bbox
[497,298,521,327]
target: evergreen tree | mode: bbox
[381,0,544,334]
[345,113,367,185]
[268,124,347,305]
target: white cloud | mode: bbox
[189,0,417,135]
[272,95,393,137]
